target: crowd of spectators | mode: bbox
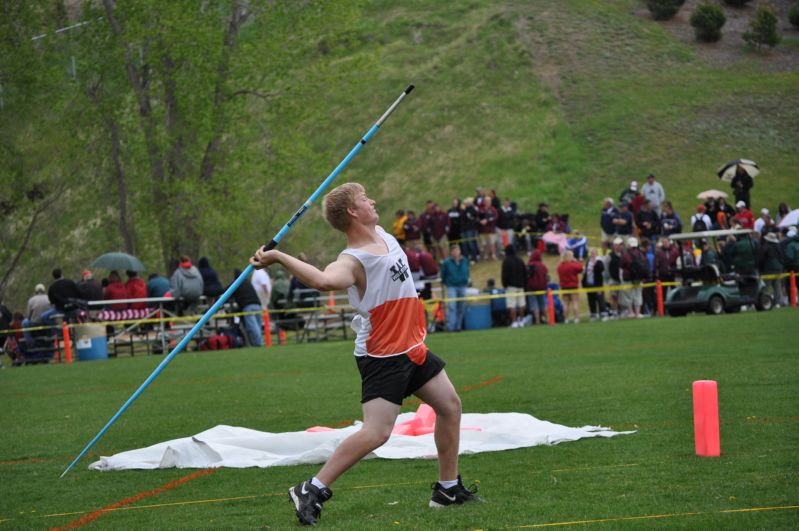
[390,168,797,330]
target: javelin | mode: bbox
[60,84,415,477]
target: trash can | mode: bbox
[75,324,108,361]
[464,288,492,330]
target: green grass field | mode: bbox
[1,310,797,529]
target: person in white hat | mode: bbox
[733,201,754,229]
[754,208,773,235]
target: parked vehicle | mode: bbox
[664,229,773,316]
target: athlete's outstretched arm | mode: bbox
[250,249,359,292]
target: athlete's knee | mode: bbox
[435,391,462,418]
[362,424,393,448]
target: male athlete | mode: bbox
[250,183,480,525]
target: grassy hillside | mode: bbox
[286,0,798,255]
[3,0,798,309]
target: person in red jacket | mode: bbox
[557,251,584,324]
[125,270,147,310]
[104,270,129,311]
[733,201,755,229]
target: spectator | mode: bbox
[76,269,103,302]
[612,201,634,245]
[147,273,170,298]
[447,199,462,251]
[758,232,785,306]
[440,244,470,332]
[733,201,755,230]
[775,202,791,227]
[170,256,204,313]
[640,238,656,315]
[690,205,712,232]
[600,198,618,250]
[654,237,679,305]
[2,311,25,364]
[474,186,487,207]
[619,237,646,319]
[729,232,758,275]
[22,284,54,348]
[730,165,754,209]
[619,180,638,206]
[104,270,129,311]
[566,230,588,260]
[754,208,774,236]
[582,247,607,322]
[641,173,665,215]
[501,245,527,328]
[488,188,501,209]
[198,257,224,301]
[229,269,263,346]
[419,200,436,252]
[48,268,81,317]
[392,209,407,245]
[526,250,549,325]
[428,202,450,261]
[479,200,498,261]
[402,210,422,250]
[460,198,480,263]
[606,238,624,317]
[0,301,11,353]
[534,202,552,233]
[636,199,660,241]
[270,267,291,310]
[552,213,571,234]
[557,250,584,324]
[659,200,682,237]
[497,198,517,250]
[125,270,147,310]
[251,265,272,310]
[516,218,535,255]
[716,197,734,229]
[416,245,439,300]
[402,242,421,286]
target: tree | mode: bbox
[789,2,799,29]
[690,3,726,42]
[646,0,687,21]
[743,2,782,49]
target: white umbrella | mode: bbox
[697,189,728,200]
[717,159,759,183]
[777,209,799,228]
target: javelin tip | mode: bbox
[405,84,415,94]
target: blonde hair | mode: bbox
[561,250,574,262]
[322,182,364,232]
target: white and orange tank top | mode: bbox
[341,226,428,364]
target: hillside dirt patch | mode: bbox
[635,0,799,73]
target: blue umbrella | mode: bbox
[91,252,147,272]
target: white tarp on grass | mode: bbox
[89,412,634,471]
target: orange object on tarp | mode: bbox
[692,380,720,457]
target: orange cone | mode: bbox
[278,329,287,345]
[262,310,272,347]
[62,322,73,364]
[547,289,556,326]
[656,280,665,317]
[693,380,720,457]
[790,272,797,308]
[327,291,336,314]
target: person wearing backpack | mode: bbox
[690,205,712,233]
[619,238,647,319]
[525,250,549,325]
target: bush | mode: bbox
[790,2,799,29]
[646,0,686,21]
[723,0,753,6]
[743,2,782,48]
[690,3,726,42]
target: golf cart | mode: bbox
[664,229,774,316]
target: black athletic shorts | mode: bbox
[355,349,446,406]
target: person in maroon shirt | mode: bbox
[427,203,450,261]
[479,202,498,261]
[402,210,422,250]
[733,201,755,230]
[557,251,584,324]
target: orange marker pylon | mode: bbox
[62,322,73,364]
[327,291,336,314]
[262,310,272,347]
[547,289,556,326]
